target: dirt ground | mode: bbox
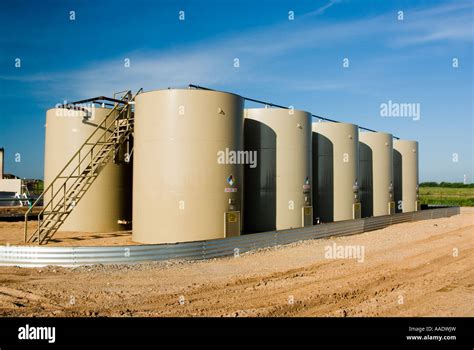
[0,206,135,246]
[0,208,472,317]
[0,220,136,246]
[0,206,42,219]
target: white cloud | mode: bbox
[390,2,473,47]
[2,1,472,99]
[303,0,342,17]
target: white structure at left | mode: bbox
[0,179,22,193]
[0,147,28,206]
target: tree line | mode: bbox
[420,182,474,188]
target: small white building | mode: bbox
[0,178,22,193]
[0,147,29,206]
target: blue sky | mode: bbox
[0,0,472,182]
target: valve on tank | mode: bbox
[388,181,396,215]
[415,184,420,211]
[353,179,362,219]
[303,176,311,206]
[228,198,236,211]
[353,179,360,203]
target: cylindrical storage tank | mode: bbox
[243,108,312,232]
[393,139,419,213]
[133,89,244,244]
[44,106,132,232]
[312,122,360,223]
[359,132,394,217]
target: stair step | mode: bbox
[58,175,97,179]
[40,222,61,228]
[39,227,57,233]
[68,192,84,198]
[43,210,71,215]
[40,223,63,231]
[85,142,115,146]
[41,218,65,226]
[42,214,65,222]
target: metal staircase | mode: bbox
[24,89,141,245]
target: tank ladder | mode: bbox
[24,89,142,245]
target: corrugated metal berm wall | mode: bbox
[0,207,460,268]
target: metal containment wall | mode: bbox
[359,132,394,217]
[243,108,312,232]
[393,139,419,213]
[44,107,132,232]
[132,89,244,244]
[2,207,459,267]
[312,122,360,223]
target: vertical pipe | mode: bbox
[24,214,28,242]
[38,214,41,244]
[0,147,4,179]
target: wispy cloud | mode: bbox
[2,1,472,100]
[303,0,342,17]
[390,2,473,46]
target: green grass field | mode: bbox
[419,186,474,206]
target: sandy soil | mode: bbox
[0,221,136,246]
[0,206,42,219]
[0,208,472,317]
[0,206,135,246]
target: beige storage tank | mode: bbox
[243,108,312,232]
[132,89,244,244]
[393,139,419,213]
[44,106,132,232]
[359,132,394,217]
[312,122,360,222]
